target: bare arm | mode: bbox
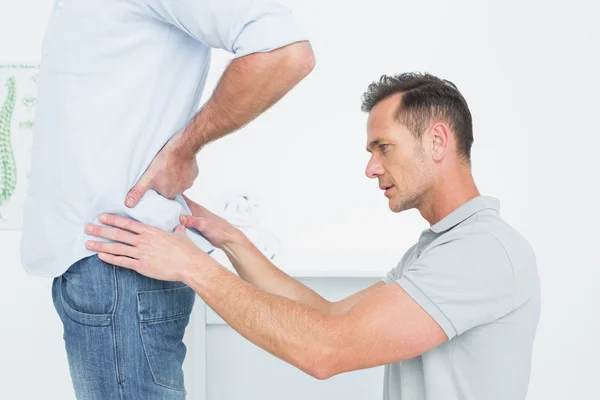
[222,235,333,314]
[226,236,385,315]
[183,197,382,315]
[125,42,315,206]
[329,281,385,315]
[85,214,447,380]
[182,263,446,379]
[179,41,315,156]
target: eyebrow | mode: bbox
[366,138,383,152]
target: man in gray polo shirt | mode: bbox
[380,194,540,399]
[83,72,541,400]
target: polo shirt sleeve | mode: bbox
[394,234,516,340]
[382,267,397,284]
[145,0,309,58]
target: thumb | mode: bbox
[180,214,205,232]
[126,175,153,208]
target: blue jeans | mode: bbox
[52,255,196,399]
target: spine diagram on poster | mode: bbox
[0,76,17,220]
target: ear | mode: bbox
[429,122,450,162]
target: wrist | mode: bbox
[221,230,251,257]
[171,130,199,160]
[180,254,221,289]
[174,139,197,161]
[179,115,209,155]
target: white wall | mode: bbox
[1,0,599,399]
[0,2,75,399]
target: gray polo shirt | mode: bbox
[382,195,540,400]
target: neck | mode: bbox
[417,163,480,226]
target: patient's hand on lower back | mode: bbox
[125,132,198,208]
[181,194,244,249]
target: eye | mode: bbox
[379,144,389,152]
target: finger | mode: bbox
[98,214,147,234]
[179,214,188,226]
[181,193,199,212]
[98,252,140,271]
[126,174,153,208]
[86,224,138,245]
[182,194,212,217]
[173,224,186,235]
[86,240,139,259]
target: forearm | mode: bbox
[179,41,315,154]
[183,261,335,378]
[222,234,333,314]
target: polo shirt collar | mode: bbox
[429,195,500,234]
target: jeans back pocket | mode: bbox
[137,286,196,391]
[58,255,116,326]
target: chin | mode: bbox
[390,205,405,213]
[388,199,404,213]
[389,194,415,213]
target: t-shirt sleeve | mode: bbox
[145,0,309,58]
[394,234,516,340]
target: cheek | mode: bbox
[387,157,410,181]
[391,159,423,188]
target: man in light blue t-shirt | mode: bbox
[21,0,314,398]
[83,72,541,400]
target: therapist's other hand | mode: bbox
[125,132,198,208]
[181,194,243,249]
[85,214,212,282]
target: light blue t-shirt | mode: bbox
[21,0,309,277]
[382,196,541,400]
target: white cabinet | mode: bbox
[184,275,385,400]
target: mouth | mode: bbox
[380,185,394,196]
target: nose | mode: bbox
[365,154,384,179]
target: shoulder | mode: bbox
[430,215,539,307]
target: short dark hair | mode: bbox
[361,72,473,163]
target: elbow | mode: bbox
[250,41,315,85]
[299,42,316,77]
[302,345,340,381]
[309,366,335,381]
[293,316,347,380]
[285,41,316,81]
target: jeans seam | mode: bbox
[59,275,113,326]
[139,312,192,323]
[138,318,187,392]
[112,265,125,389]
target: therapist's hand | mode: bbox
[125,132,198,207]
[85,214,214,282]
[181,194,244,249]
